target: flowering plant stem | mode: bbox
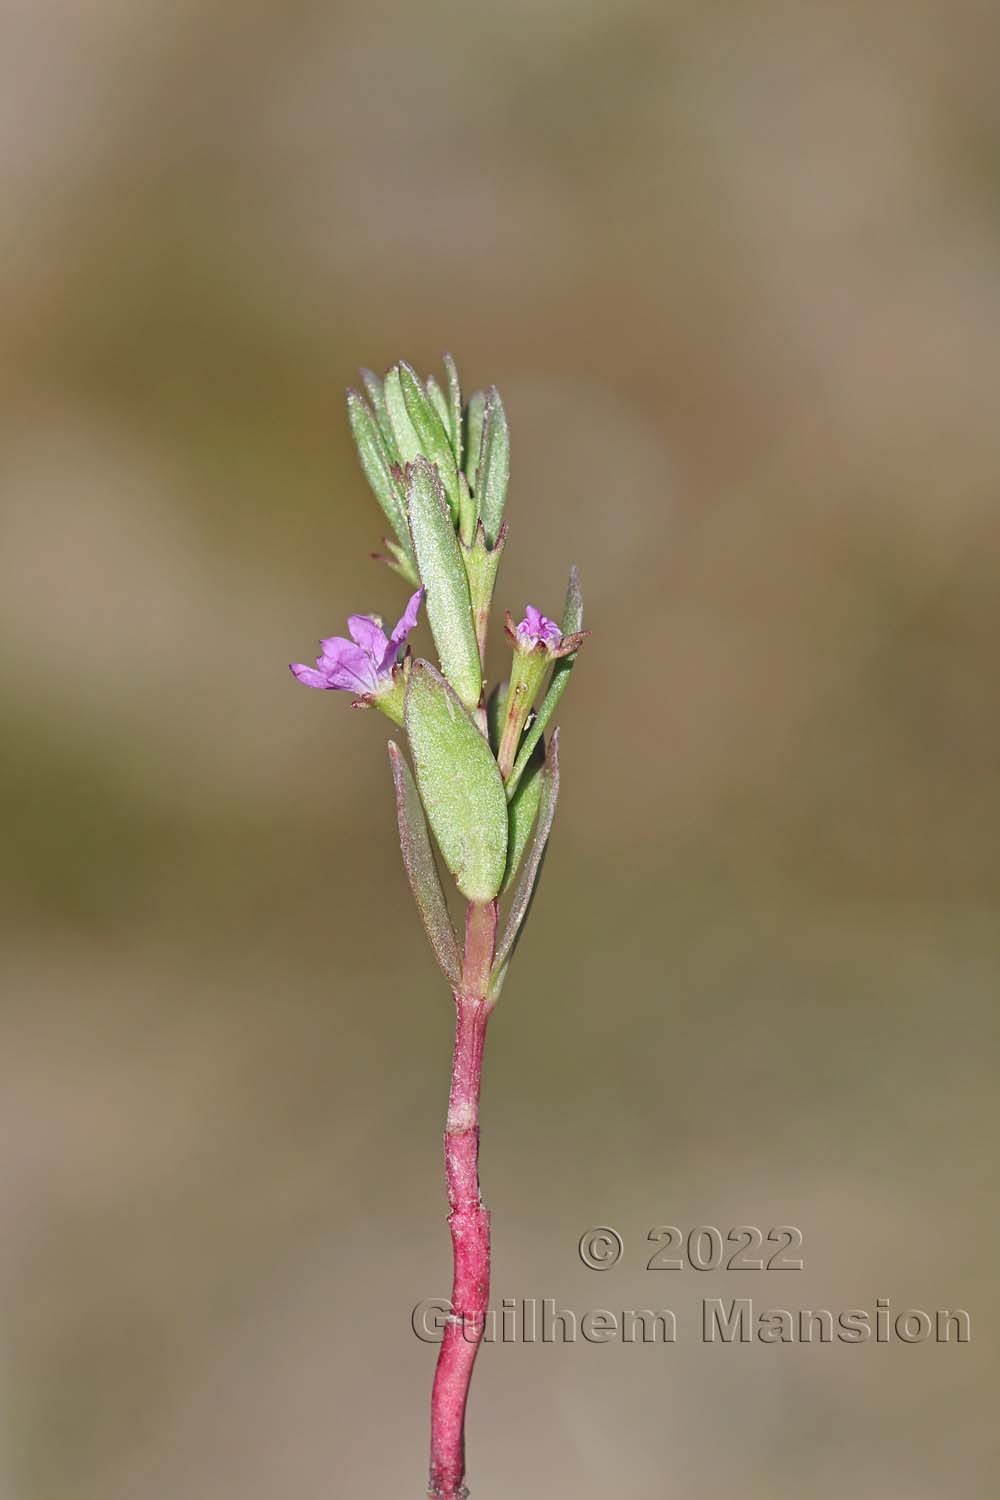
[429,899,497,1497]
[289,357,586,1495]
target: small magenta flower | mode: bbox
[515,605,562,652]
[290,587,423,723]
[496,603,588,780]
[505,604,587,660]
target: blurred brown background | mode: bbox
[2,2,998,1496]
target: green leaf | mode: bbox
[443,353,463,469]
[359,368,399,462]
[457,475,477,546]
[502,738,544,893]
[381,537,420,587]
[491,731,560,993]
[384,366,422,465]
[404,660,508,903]
[506,566,583,799]
[406,458,483,710]
[425,376,451,444]
[463,390,486,494]
[388,741,462,987]
[346,390,413,561]
[476,387,510,546]
[399,361,461,521]
[486,681,507,754]
[562,561,584,634]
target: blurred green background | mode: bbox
[2,2,998,1496]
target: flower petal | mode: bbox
[290,663,333,690]
[345,613,389,662]
[382,586,424,671]
[316,638,381,693]
[515,605,562,651]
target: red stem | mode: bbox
[428,900,497,1498]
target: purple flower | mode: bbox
[290,587,423,694]
[514,606,563,652]
[504,603,588,661]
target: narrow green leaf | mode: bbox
[502,738,544,893]
[399,361,461,520]
[405,661,508,903]
[346,390,413,560]
[463,390,486,494]
[406,458,483,710]
[486,681,507,754]
[380,537,420,587]
[457,475,477,547]
[491,731,560,991]
[443,354,463,469]
[476,387,510,546]
[384,365,422,465]
[425,376,451,444]
[505,566,583,800]
[562,561,584,634]
[359,367,399,462]
[388,741,462,987]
